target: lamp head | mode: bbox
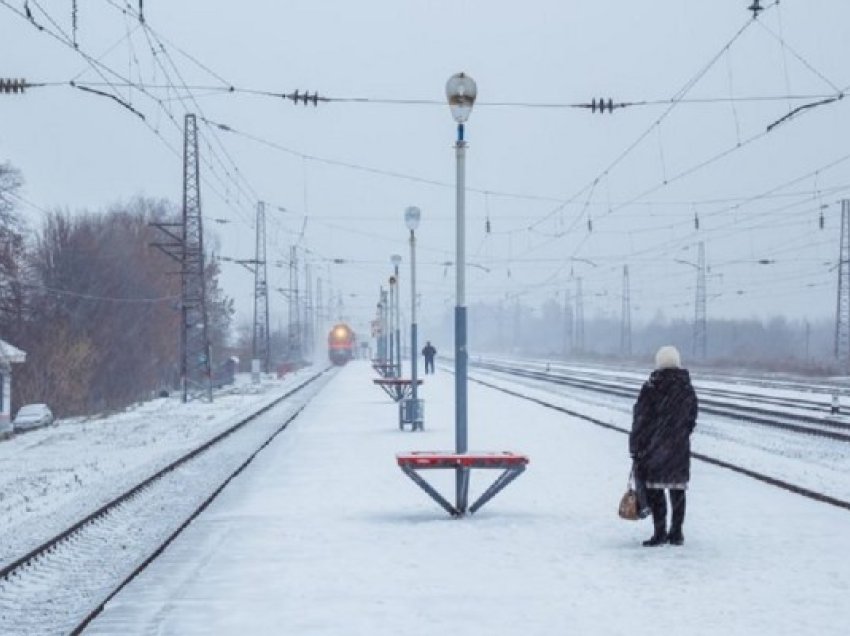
[446,72,477,123]
[405,206,421,231]
[391,254,402,266]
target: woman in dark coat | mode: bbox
[630,345,698,546]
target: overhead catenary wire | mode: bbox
[4,0,846,319]
[0,0,259,234]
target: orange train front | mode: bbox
[328,323,356,365]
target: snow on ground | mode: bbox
[85,360,850,635]
[0,368,319,567]
[473,365,850,503]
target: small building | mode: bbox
[0,339,27,428]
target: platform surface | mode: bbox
[86,360,850,636]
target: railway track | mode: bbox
[465,361,850,512]
[472,360,850,442]
[0,369,331,635]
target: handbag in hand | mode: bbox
[617,464,649,521]
[618,468,641,521]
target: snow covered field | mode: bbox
[81,361,850,635]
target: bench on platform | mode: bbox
[396,451,529,516]
[373,377,422,402]
[371,360,399,378]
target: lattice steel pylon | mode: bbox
[304,262,314,360]
[693,241,707,361]
[575,277,585,353]
[180,113,212,402]
[835,200,850,372]
[620,265,632,357]
[253,201,270,373]
[563,288,573,357]
[288,245,301,361]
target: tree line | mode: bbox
[0,162,233,417]
[427,298,839,375]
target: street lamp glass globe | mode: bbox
[405,206,421,231]
[391,254,402,266]
[446,72,477,123]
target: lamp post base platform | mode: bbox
[399,398,424,431]
[396,451,529,516]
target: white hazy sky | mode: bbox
[3,1,850,335]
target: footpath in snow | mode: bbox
[87,360,850,635]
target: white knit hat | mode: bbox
[655,345,681,369]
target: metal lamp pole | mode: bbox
[388,276,395,373]
[405,207,421,404]
[446,72,477,511]
[391,254,402,377]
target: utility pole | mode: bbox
[835,199,850,372]
[620,265,632,357]
[180,114,212,402]
[513,295,520,352]
[288,245,300,361]
[252,201,270,374]
[304,262,313,361]
[316,276,324,344]
[563,288,573,358]
[694,241,707,361]
[575,277,585,354]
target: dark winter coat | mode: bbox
[629,368,698,486]
[422,344,436,360]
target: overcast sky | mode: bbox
[3,0,850,337]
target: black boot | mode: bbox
[642,530,668,547]
[667,529,684,545]
[668,489,686,545]
[643,489,667,547]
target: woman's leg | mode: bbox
[643,489,667,546]
[668,489,686,544]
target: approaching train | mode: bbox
[328,323,357,365]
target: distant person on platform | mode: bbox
[422,341,437,374]
[630,345,698,547]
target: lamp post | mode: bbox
[387,278,395,371]
[447,72,476,508]
[381,288,389,366]
[405,206,421,406]
[391,254,403,377]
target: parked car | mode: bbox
[13,403,54,432]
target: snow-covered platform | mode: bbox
[86,360,850,635]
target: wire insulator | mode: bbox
[0,78,27,94]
